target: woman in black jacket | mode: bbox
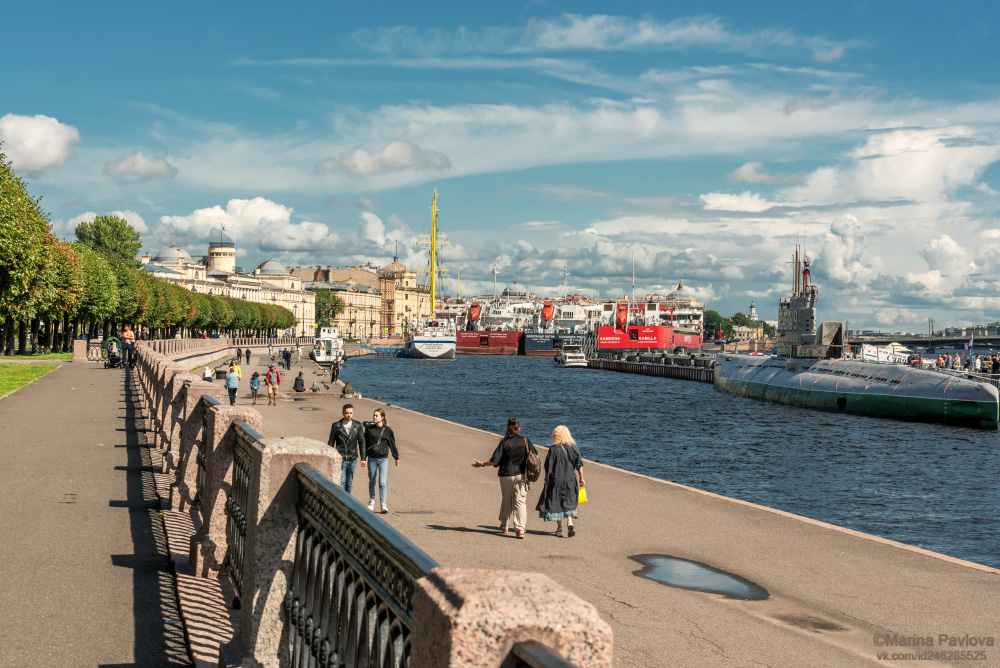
[363,408,398,514]
[472,418,538,539]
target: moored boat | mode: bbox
[554,344,588,368]
[312,326,344,366]
[406,319,456,359]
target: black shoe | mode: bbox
[567,525,576,537]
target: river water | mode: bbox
[345,355,999,569]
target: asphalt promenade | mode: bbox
[0,361,190,667]
[232,355,1000,668]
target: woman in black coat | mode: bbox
[535,425,585,537]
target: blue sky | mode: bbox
[3,1,999,330]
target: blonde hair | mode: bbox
[550,425,575,447]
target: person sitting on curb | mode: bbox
[293,371,306,392]
[340,380,356,398]
[202,366,214,382]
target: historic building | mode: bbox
[140,240,315,336]
[303,279,381,339]
[378,256,430,336]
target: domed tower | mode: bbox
[749,300,758,322]
[207,234,236,274]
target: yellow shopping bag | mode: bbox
[578,486,588,505]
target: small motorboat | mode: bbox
[554,344,588,368]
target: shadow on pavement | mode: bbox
[426,524,509,536]
[100,369,190,667]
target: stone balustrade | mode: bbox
[131,340,613,667]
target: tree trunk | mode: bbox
[5,321,15,355]
[62,313,71,352]
[17,321,28,355]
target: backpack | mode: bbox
[523,437,542,484]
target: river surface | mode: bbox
[345,355,999,569]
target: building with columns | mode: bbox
[140,239,316,336]
[304,280,381,339]
[378,256,430,336]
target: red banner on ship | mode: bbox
[596,326,702,351]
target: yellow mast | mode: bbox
[430,189,438,308]
[418,189,448,317]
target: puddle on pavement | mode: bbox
[632,554,769,600]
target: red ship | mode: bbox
[595,300,703,352]
[456,330,523,355]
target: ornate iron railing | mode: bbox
[504,641,581,668]
[226,420,260,602]
[196,396,220,508]
[286,463,439,668]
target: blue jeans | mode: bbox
[368,457,389,506]
[341,459,358,493]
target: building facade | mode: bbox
[378,257,431,336]
[140,241,316,336]
[304,280,381,339]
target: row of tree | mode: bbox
[703,310,777,340]
[0,149,296,355]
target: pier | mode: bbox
[4,337,998,667]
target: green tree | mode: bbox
[703,309,732,339]
[310,288,346,328]
[74,244,120,329]
[730,312,751,328]
[75,214,142,266]
[0,149,52,327]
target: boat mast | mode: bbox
[430,190,438,310]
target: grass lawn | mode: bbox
[2,352,73,360]
[0,364,56,398]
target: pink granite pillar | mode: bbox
[411,568,613,668]
[234,437,339,668]
[170,383,227,510]
[191,405,264,577]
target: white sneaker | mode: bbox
[380,504,388,514]
[367,499,375,511]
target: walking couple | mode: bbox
[328,404,399,513]
[472,418,585,539]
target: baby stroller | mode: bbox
[103,336,123,369]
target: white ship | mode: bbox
[406,318,457,359]
[554,344,588,368]
[312,326,344,366]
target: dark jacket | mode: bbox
[328,420,366,461]
[490,436,538,478]
[363,423,399,460]
[293,376,306,392]
[535,444,583,514]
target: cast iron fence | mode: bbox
[285,463,439,668]
[196,396,220,508]
[227,420,260,602]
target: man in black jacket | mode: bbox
[328,404,367,494]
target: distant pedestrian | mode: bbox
[363,408,399,513]
[535,426,585,538]
[249,372,260,405]
[328,404,367,494]
[331,357,341,383]
[296,344,302,364]
[229,360,242,380]
[268,344,274,361]
[235,346,242,361]
[224,367,239,405]
[293,372,306,392]
[244,347,251,365]
[121,325,136,368]
[265,364,281,405]
[472,418,538,539]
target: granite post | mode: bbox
[169,381,226,510]
[191,405,264,577]
[411,568,614,668]
[234,437,339,668]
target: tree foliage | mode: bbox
[75,214,143,267]
[1,159,299,341]
[310,288,346,328]
[0,149,52,323]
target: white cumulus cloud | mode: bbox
[104,151,178,185]
[920,234,971,277]
[700,191,774,212]
[727,161,788,185]
[359,211,386,245]
[316,140,452,177]
[821,213,879,286]
[0,113,79,176]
